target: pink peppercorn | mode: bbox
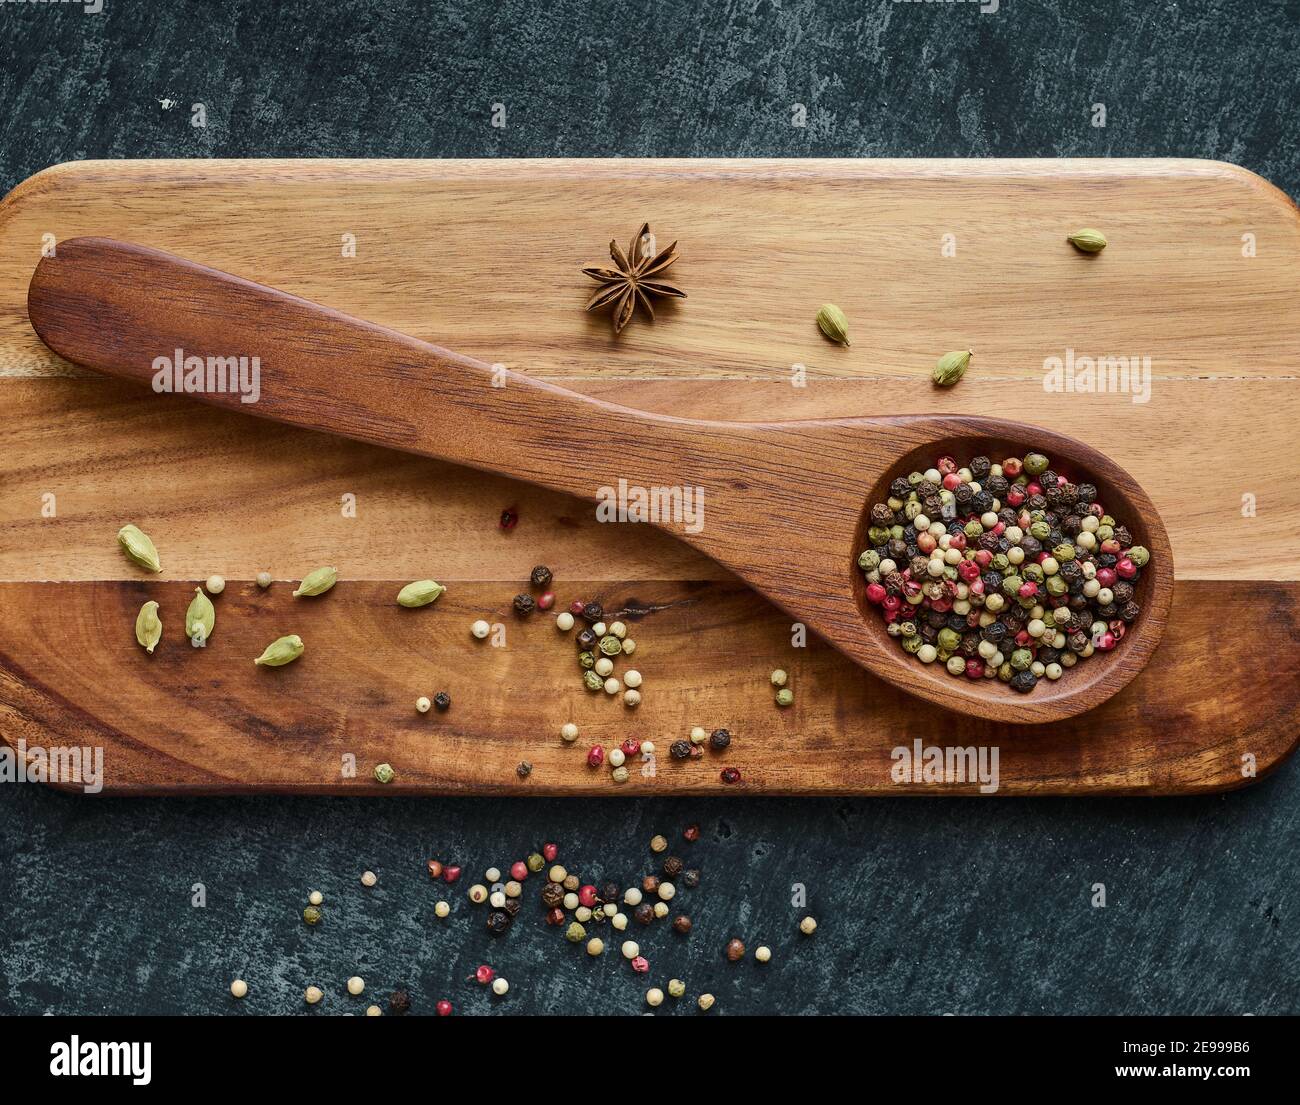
[865,582,886,604]
[1018,582,1037,600]
[1100,539,1121,556]
[537,590,555,610]
[568,600,585,616]
[587,745,605,768]
[937,456,957,475]
[1003,457,1023,477]
[942,472,962,491]
[436,1000,452,1016]
[578,884,598,908]
[917,532,936,553]
[1096,631,1117,651]
[631,956,649,973]
[1096,567,1117,588]
[1006,487,1025,507]
[1025,482,1041,497]
[1114,557,1137,580]
[620,738,640,757]
[882,595,901,613]
[511,860,528,881]
[475,964,495,984]
[958,560,980,582]
[948,532,966,551]
[964,659,985,680]
[443,865,461,883]
[543,842,558,861]
[720,767,742,784]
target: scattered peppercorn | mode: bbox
[389,988,411,1015]
[513,592,536,616]
[634,903,655,925]
[683,825,700,842]
[662,855,684,878]
[302,905,321,926]
[720,767,742,784]
[799,915,818,935]
[486,909,512,935]
[726,937,746,961]
[580,601,603,623]
[683,869,700,888]
[709,728,731,751]
[697,993,715,1012]
[433,691,451,711]
[530,565,553,588]
[436,999,452,1016]
[672,914,692,934]
[670,740,691,760]
[499,507,518,530]
[516,760,532,778]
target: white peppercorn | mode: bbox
[491,977,509,996]
[755,945,772,963]
[206,574,226,595]
[308,890,323,906]
[471,619,490,639]
[646,987,664,1007]
[360,870,377,887]
[561,722,578,742]
[556,611,575,631]
[304,985,323,1005]
[621,940,640,959]
[230,979,247,999]
[799,915,817,935]
[347,976,365,995]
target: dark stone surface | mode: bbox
[1,0,1297,1015]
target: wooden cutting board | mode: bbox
[1,158,1298,795]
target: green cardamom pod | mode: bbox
[932,349,972,387]
[396,579,446,608]
[185,587,215,643]
[134,600,162,654]
[292,566,337,597]
[1067,228,1107,253]
[254,634,304,667]
[117,524,162,573]
[815,303,850,346]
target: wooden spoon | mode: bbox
[27,237,1173,724]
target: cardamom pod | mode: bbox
[117,524,162,573]
[932,349,972,387]
[292,566,337,597]
[396,579,446,608]
[1067,228,1107,253]
[254,634,304,667]
[815,303,851,346]
[134,600,162,654]
[185,586,215,643]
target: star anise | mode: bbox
[582,222,686,333]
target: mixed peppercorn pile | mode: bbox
[858,450,1151,694]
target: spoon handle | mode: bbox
[27,237,721,504]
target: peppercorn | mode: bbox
[545,906,565,926]
[302,905,321,926]
[499,507,518,530]
[662,855,684,878]
[516,760,532,778]
[634,903,655,925]
[566,921,586,943]
[526,852,545,873]
[486,909,512,935]
[726,938,746,961]
[580,601,603,623]
[600,881,620,903]
[683,825,700,842]
[683,869,700,888]
[709,728,731,751]
[670,740,691,760]
[642,874,661,895]
[672,914,692,934]
[513,592,535,616]
[433,691,450,711]
[389,988,412,1015]
[502,898,522,916]
[720,767,742,784]
[530,565,553,588]
[541,882,565,907]
[576,628,598,651]
[436,999,453,1016]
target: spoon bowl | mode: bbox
[26,237,1173,724]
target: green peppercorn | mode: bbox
[1128,546,1150,567]
[578,650,596,669]
[373,763,395,784]
[527,852,545,873]
[775,688,794,707]
[1023,452,1049,476]
[599,635,622,656]
[303,906,322,926]
[566,921,586,943]
[583,670,603,692]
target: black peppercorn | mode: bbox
[541,881,565,907]
[600,881,620,904]
[662,855,684,878]
[634,903,655,925]
[513,592,536,616]
[530,565,553,588]
[433,691,450,711]
[576,628,598,651]
[670,740,691,760]
[1010,669,1038,694]
[486,909,512,935]
[642,874,661,895]
[388,988,412,1015]
[516,760,532,778]
[682,869,701,888]
[672,914,692,934]
[970,455,991,479]
[580,601,603,623]
[709,728,731,751]
[502,898,522,916]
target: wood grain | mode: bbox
[0,579,1292,796]
[0,158,1297,792]
[25,237,1174,723]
